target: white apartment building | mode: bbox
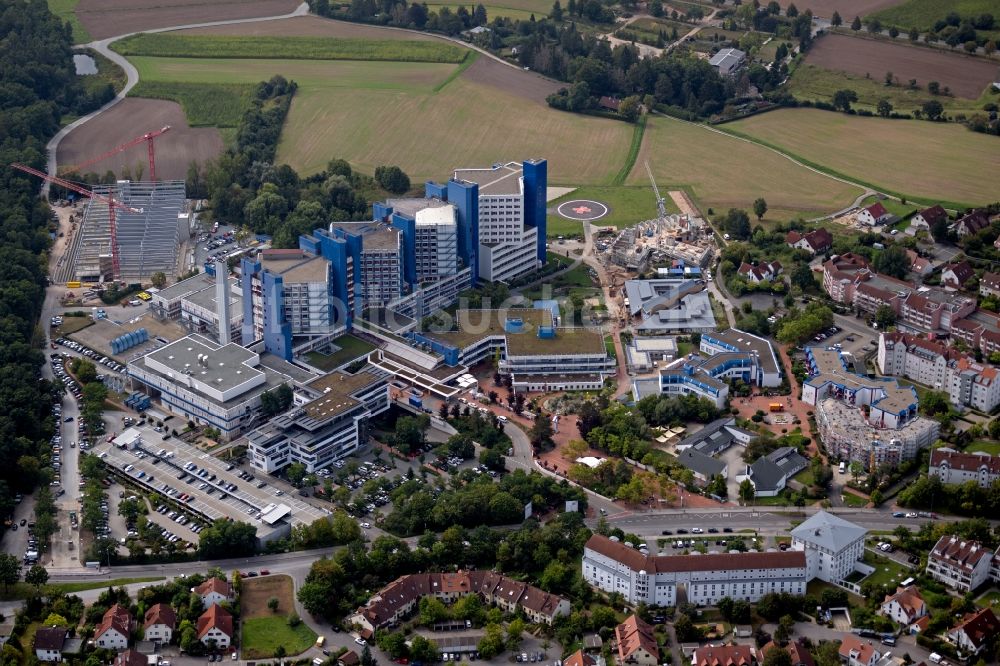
[582,534,808,606]
[929,447,1000,488]
[414,205,458,281]
[789,511,867,584]
[360,228,401,308]
[926,535,995,593]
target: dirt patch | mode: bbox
[241,574,295,619]
[58,98,223,182]
[76,0,300,40]
[175,14,436,40]
[805,33,999,99]
[461,55,561,103]
[777,0,905,19]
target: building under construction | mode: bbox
[67,180,185,282]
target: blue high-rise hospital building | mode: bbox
[242,159,547,360]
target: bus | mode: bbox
[768,403,783,412]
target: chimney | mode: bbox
[216,259,231,345]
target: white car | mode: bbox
[354,638,366,646]
[691,527,703,534]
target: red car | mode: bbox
[259,569,270,576]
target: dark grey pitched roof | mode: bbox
[678,449,726,478]
[749,458,785,492]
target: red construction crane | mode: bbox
[61,126,172,182]
[12,163,143,281]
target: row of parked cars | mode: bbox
[54,337,126,373]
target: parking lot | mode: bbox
[93,425,328,536]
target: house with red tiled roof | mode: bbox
[953,210,991,237]
[143,603,176,643]
[929,447,1000,488]
[981,272,1000,298]
[947,607,1000,655]
[880,585,928,625]
[194,578,232,608]
[737,261,782,284]
[838,635,881,666]
[786,228,833,255]
[762,642,813,666]
[615,615,659,666]
[95,604,133,651]
[926,535,994,592]
[822,253,871,303]
[905,250,933,277]
[857,202,891,226]
[909,205,947,236]
[693,645,757,666]
[911,616,931,634]
[197,604,233,649]
[563,649,598,666]
[114,650,148,666]
[941,261,975,289]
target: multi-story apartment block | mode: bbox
[582,534,809,606]
[789,511,867,584]
[926,535,994,593]
[929,447,1000,488]
[247,367,389,473]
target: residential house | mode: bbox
[745,447,808,497]
[194,578,232,608]
[737,261,782,284]
[709,47,746,76]
[941,261,975,289]
[197,604,233,649]
[880,585,928,625]
[905,250,933,277]
[762,642,814,666]
[598,97,622,112]
[339,651,361,666]
[925,535,994,592]
[929,447,1000,488]
[909,205,947,236]
[564,649,598,666]
[838,636,881,666]
[947,607,1000,655]
[114,650,148,666]
[614,615,659,666]
[34,628,68,662]
[95,603,133,651]
[857,202,891,226]
[786,228,833,255]
[692,645,757,666]
[143,603,176,643]
[953,210,990,237]
[980,272,1000,298]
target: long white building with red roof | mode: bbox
[929,447,1000,488]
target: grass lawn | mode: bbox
[0,577,164,601]
[46,0,90,43]
[55,316,94,337]
[859,195,916,219]
[863,550,912,588]
[241,574,317,658]
[726,108,1000,207]
[974,587,1000,609]
[966,440,1000,455]
[792,468,814,485]
[605,334,617,359]
[842,493,868,507]
[554,264,597,289]
[304,334,375,371]
[114,34,467,63]
[631,116,862,221]
[426,2,543,19]
[549,185,668,230]
[786,63,994,117]
[807,579,864,605]
[708,293,729,330]
[677,340,694,357]
[546,217,584,239]
[869,0,1000,31]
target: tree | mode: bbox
[506,618,526,650]
[374,166,411,194]
[275,645,287,659]
[786,3,797,17]
[753,197,768,221]
[877,98,893,118]
[649,0,663,16]
[849,460,863,482]
[287,462,307,487]
[739,479,755,504]
[478,624,506,659]
[874,245,909,279]
[25,564,48,589]
[764,647,793,666]
[529,416,554,452]
[922,99,944,120]
[619,95,642,123]
[391,415,429,455]
[551,0,564,20]
[888,25,899,38]
[851,15,862,30]
[832,89,858,111]
[268,596,279,612]
[150,271,167,289]
[874,304,897,330]
[831,11,842,26]
[927,80,940,95]
[0,554,20,592]
[198,519,258,558]
[721,208,752,240]
[260,383,293,417]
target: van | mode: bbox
[839,461,846,474]
[928,654,942,664]
[881,638,896,647]
[316,637,326,649]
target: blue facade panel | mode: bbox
[425,181,447,200]
[447,179,479,286]
[262,271,292,361]
[373,202,393,222]
[240,257,260,343]
[522,159,548,263]
[390,213,417,288]
[409,332,461,366]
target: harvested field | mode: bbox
[776,0,906,18]
[805,33,999,99]
[627,116,862,220]
[460,55,561,103]
[175,14,437,40]
[75,0,299,41]
[241,574,295,619]
[57,98,222,181]
[728,108,1000,206]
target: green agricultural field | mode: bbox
[113,33,467,63]
[629,116,862,220]
[869,0,1000,31]
[128,80,254,127]
[726,108,1000,207]
[426,2,543,19]
[549,185,666,231]
[47,0,90,43]
[787,63,994,116]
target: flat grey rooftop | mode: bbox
[453,162,523,196]
[183,277,241,312]
[156,273,215,302]
[142,335,264,395]
[387,197,451,218]
[261,251,329,283]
